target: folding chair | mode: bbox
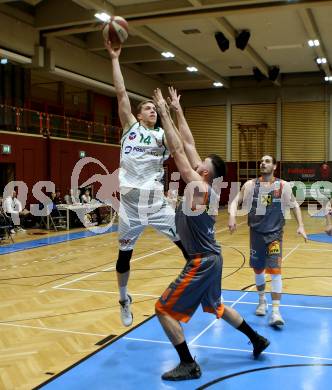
[0,210,14,243]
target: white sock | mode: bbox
[258,291,266,303]
[272,300,280,313]
[119,286,128,301]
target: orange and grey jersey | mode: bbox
[119,122,169,191]
[248,178,285,233]
[176,185,221,257]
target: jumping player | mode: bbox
[153,88,270,381]
[105,41,188,327]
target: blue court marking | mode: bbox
[311,209,326,218]
[37,290,332,390]
[0,225,118,255]
[307,233,332,244]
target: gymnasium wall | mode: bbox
[0,11,37,57]
[47,38,160,99]
[231,103,276,161]
[282,101,328,161]
[185,106,227,160]
[0,11,166,102]
[182,76,331,162]
[0,131,120,205]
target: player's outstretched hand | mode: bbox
[153,88,168,114]
[104,39,121,59]
[167,86,181,111]
[228,216,237,234]
[297,225,307,242]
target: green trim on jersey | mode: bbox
[139,123,155,131]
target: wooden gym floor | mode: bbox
[0,208,331,389]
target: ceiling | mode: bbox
[0,0,332,90]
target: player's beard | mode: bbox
[260,166,273,175]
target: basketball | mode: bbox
[103,16,129,47]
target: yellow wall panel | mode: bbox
[185,106,227,159]
[282,101,328,162]
[231,104,276,161]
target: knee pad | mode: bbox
[116,249,133,273]
[271,273,282,294]
[255,270,266,287]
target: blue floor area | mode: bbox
[311,210,326,218]
[0,225,118,255]
[307,233,332,244]
[38,290,332,390]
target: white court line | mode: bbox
[123,336,332,362]
[49,289,332,311]
[188,243,300,346]
[0,322,107,337]
[192,344,332,362]
[225,301,332,311]
[124,337,171,345]
[56,287,159,298]
[51,222,245,290]
[282,243,300,261]
[188,289,252,346]
[52,246,176,289]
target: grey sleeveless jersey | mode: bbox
[175,186,221,256]
[248,178,285,233]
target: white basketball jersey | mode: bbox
[119,122,169,191]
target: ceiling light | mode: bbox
[161,52,175,58]
[308,39,320,47]
[316,57,327,64]
[0,58,8,64]
[95,12,111,22]
[213,82,223,87]
[186,66,198,72]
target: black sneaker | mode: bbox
[252,334,270,359]
[162,361,201,381]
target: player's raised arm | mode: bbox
[105,40,136,132]
[153,88,201,185]
[167,86,202,170]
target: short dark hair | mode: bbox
[136,100,155,114]
[208,154,226,180]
